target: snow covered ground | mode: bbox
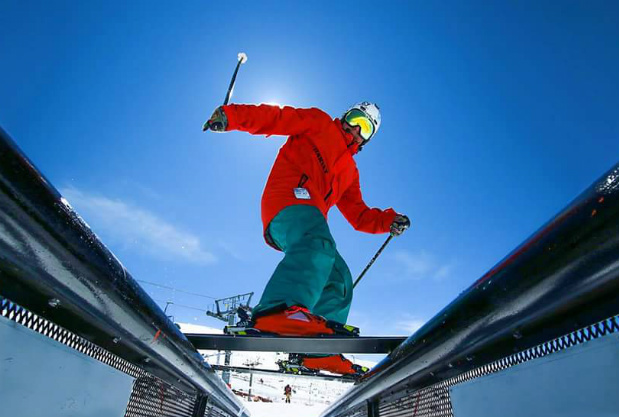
[178,322,379,417]
[244,401,331,417]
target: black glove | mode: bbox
[202,106,228,132]
[390,214,410,236]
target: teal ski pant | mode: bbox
[253,205,353,324]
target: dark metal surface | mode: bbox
[124,375,197,417]
[186,333,406,354]
[1,295,206,417]
[364,315,619,417]
[210,365,356,382]
[321,161,619,417]
[0,127,247,417]
[191,395,208,417]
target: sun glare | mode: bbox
[262,101,283,107]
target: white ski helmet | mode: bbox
[343,101,381,146]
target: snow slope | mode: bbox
[244,401,332,417]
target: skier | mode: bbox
[284,384,292,403]
[205,102,410,375]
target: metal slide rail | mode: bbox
[185,333,407,353]
[0,127,248,417]
[322,161,619,417]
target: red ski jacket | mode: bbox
[222,104,397,249]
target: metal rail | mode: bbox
[321,161,619,417]
[210,365,356,383]
[0,127,248,417]
[186,334,406,354]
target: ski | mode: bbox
[209,364,357,382]
[185,333,407,354]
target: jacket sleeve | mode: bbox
[336,170,398,234]
[222,104,330,137]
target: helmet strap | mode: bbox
[358,138,370,151]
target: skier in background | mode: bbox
[284,384,292,403]
[205,102,410,376]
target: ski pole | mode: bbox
[352,234,394,289]
[203,52,248,131]
[223,52,248,106]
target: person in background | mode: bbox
[284,384,292,403]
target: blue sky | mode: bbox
[2,1,618,346]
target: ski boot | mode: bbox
[289,353,369,377]
[276,358,319,376]
[249,305,359,337]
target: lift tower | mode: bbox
[206,293,253,384]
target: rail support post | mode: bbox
[192,393,208,417]
[367,398,380,417]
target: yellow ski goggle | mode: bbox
[344,109,375,141]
